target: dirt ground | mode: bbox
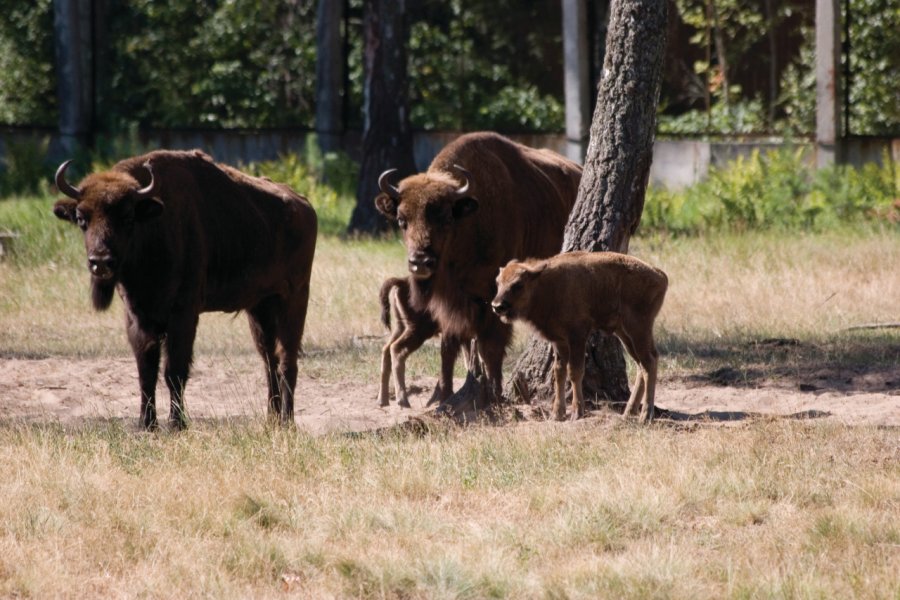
[1,355,898,432]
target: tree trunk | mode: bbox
[315,0,344,154]
[507,0,668,409]
[347,0,416,235]
[53,0,94,158]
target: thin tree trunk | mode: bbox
[709,0,730,105]
[764,0,778,127]
[507,0,668,409]
[53,0,94,158]
[315,0,344,154]
[348,0,416,235]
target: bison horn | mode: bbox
[55,160,82,200]
[378,168,400,199]
[451,164,471,196]
[135,161,157,199]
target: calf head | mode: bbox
[52,160,163,310]
[374,165,478,280]
[491,259,545,323]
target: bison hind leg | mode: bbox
[248,301,282,418]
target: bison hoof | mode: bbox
[398,399,411,409]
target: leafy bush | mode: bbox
[245,138,357,237]
[643,148,899,234]
[0,136,51,197]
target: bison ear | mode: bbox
[374,193,398,219]
[135,197,164,222]
[53,198,78,223]
[452,196,478,220]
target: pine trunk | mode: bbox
[507,0,668,409]
[348,0,416,235]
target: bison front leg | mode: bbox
[127,313,161,430]
[427,335,462,407]
[164,313,199,430]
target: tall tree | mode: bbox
[315,0,344,153]
[506,0,668,408]
[53,0,94,157]
[348,0,416,234]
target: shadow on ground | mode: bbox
[660,332,900,394]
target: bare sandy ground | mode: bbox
[1,355,898,432]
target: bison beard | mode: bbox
[91,280,116,311]
[374,132,582,417]
[52,150,317,429]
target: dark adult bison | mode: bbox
[374,131,581,411]
[52,150,317,429]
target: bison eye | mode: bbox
[397,217,408,230]
[76,214,87,231]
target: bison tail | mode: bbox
[379,277,403,330]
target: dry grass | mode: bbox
[1,229,899,597]
[0,419,897,598]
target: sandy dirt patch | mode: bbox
[1,356,898,432]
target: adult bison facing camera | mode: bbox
[374,132,581,413]
[52,150,317,429]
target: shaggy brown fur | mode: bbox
[53,150,317,429]
[374,132,581,408]
[492,251,668,423]
[377,277,468,408]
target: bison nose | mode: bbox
[88,255,116,280]
[492,300,510,316]
[408,251,436,278]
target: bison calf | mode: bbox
[492,251,668,423]
[378,277,468,408]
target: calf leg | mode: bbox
[551,341,569,421]
[389,324,434,408]
[617,331,646,418]
[619,323,659,423]
[164,312,199,430]
[127,313,161,430]
[567,336,587,421]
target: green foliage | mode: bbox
[0,0,55,126]
[0,194,82,267]
[0,137,51,197]
[643,148,899,234]
[844,0,900,135]
[407,0,564,132]
[658,97,768,135]
[104,0,316,128]
[245,138,358,237]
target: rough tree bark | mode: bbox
[347,0,416,235]
[506,0,668,409]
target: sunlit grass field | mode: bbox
[0,194,898,598]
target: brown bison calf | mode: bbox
[491,251,668,423]
[377,277,468,408]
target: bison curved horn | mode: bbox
[451,164,471,196]
[378,168,401,199]
[135,161,157,199]
[55,160,82,200]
